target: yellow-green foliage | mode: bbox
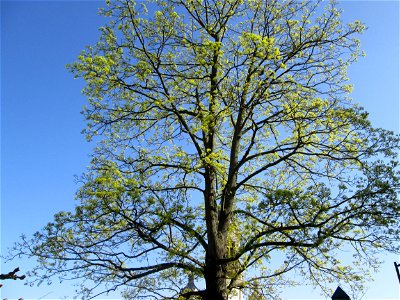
[18,1,400,299]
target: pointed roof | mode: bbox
[332,286,350,300]
[183,274,198,292]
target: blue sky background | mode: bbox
[1,1,399,299]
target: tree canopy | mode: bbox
[11,0,400,299]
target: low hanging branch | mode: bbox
[0,267,26,283]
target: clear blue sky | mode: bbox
[1,1,399,299]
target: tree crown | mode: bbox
[10,0,400,299]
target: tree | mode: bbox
[11,0,400,299]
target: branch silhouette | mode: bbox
[0,267,26,288]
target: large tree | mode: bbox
[12,0,400,299]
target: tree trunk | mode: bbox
[204,249,228,300]
[204,167,229,300]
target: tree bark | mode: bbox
[204,162,229,299]
[204,256,228,300]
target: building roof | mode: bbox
[332,286,350,300]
